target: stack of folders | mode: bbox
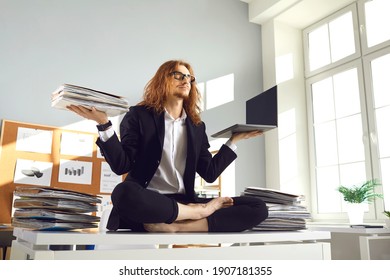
[51,83,130,117]
[12,186,102,231]
[242,187,311,231]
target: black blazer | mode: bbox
[96,105,237,229]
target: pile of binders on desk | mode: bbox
[242,187,311,231]
[12,186,101,231]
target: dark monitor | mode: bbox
[246,85,278,127]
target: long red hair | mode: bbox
[138,60,202,125]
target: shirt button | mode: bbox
[144,181,148,186]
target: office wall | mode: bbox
[0,0,264,194]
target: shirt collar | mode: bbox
[164,108,187,122]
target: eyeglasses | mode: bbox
[169,71,196,83]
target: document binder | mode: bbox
[51,83,130,117]
[242,187,311,231]
[14,186,102,204]
[12,186,101,230]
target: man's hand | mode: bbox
[229,130,263,144]
[66,105,109,124]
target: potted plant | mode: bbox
[384,211,390,229]
[337,179,383,224]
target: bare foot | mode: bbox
[176,197,234,221]
[144,198,234,233]
[193,197,233,219]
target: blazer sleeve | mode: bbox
[195,123,237,183]
[95,108,140,175]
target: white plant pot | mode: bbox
[385,220,390,229]
[346,203,365,224]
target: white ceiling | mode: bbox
[240,0,356,28]
[275,0,356,28]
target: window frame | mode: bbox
[306,59,376,221]
[358,0,390,55]
[362,46,390,215]
[303,3,361,78]
[303,0,390,222]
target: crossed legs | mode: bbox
[144,197,233,232]
[110,181,268,233]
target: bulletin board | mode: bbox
[0,119,121,223]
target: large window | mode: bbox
[304,0,390,220]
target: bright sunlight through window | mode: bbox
[205,74,234,110]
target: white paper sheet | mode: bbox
[15,127,53,154]
[58,159,93,185]
[60,132,94,157]
[13,159,53,186]
[100,161,122,193]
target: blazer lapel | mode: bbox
[185,118,196,159]
[184,118,202,198]
[153,111,165,150]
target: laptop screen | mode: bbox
[245,85,278,127]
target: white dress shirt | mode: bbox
[148,109,187,194]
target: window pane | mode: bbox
[376,106,390,158]
[339,162,367,189]
[337,114,365,164]
[329,11,355,62]
[371,53,390,108]
[365,0,390,47]
[316,166,340,213]
[308,24,331,71]
[314,121,338,166]
[311,78,335,123]
[333,68,361,118]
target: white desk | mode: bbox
[309,225,390,260]
[10,228,331,260]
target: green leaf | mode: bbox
[337,179,383,204]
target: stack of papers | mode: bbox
[51,84,130,117]
[12,186,102,230]
[242,187,311,231]
[254,218,307,231]
[243,186,305,204]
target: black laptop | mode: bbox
[211,85,278,138]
